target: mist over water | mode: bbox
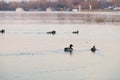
[0,12,120,80]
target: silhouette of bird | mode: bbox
[0,29,5,34]
[64,44,73,54]
[72,30,79,34]
[91,45,96,52]
[47,30,56,35]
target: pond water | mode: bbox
[0,12,120,80]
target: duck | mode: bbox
[47,30,56,35]
[0,29,5,34]
[72,30,79,34]
[64,44,73,53]
[91,45,96,52]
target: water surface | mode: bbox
[0,12,120,80]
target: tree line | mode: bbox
[0,0,120,11]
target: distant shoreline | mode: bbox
[0,11,120,15]
[0,10,119,12]
[0,11,120,23]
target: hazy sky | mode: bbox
[3,0,111,1]
[3,0,57,1]
[6,0,27,1]
[2,0,112,3]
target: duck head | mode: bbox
[70,44,73,48]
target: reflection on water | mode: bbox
[0,12,120,80]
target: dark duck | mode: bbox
[72,30,79,34]
[47,30,56,35]
[0,29,5,34]
[91,45,96,52]
[64,44,73,53]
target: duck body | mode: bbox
[47,30,56,35]
[0,29,5,34]
[64,44,73,53]
[91,46,96,52]
[64,47,73,52]
[72,30,79,34]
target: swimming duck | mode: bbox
[91,45,96,52]
[47,30,56,35]
[64,44,73,53]
[0,29,5,34]
[72,30,79,34]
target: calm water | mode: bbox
[0,12,120,80]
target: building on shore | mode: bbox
[46,7,53,12]
[16,8,24,12]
